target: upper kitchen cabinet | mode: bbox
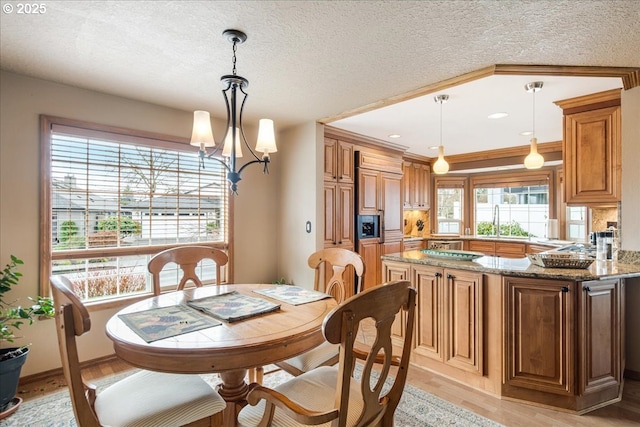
[324,137,354,184]
[324,137,355,249]
[555,89,621,206]
[403,161,431,210]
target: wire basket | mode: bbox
[527,253,594,269]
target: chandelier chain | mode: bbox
[232,40,238,76]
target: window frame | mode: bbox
[433,176,467,234]
[39,115,234,304]
[470,169,554,237]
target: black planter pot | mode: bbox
[0,347,28,413]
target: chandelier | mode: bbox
[190,29,277,194]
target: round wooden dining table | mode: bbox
[105,283,337,427]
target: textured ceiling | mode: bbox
[1,1,639,158]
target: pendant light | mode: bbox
[190,29,277,195]
[524,81,544,169]
[433,94,450,175]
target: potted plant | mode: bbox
[0,255,54,419]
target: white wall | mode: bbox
[276,122,323,288]
[621,86,640,374]
[0,71,279,375]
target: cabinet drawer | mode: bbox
[403,240,425,251]
[495,242,525,258]
[468,240,495,255]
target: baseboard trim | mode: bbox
[625,369,640,381]
[18,354,123,387]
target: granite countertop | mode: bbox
[403,235,572,248]
[382,250,640,281]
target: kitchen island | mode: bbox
[381,250,640,414]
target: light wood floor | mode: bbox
[16,356,640,426]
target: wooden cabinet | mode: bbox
[324,138,354,249]
[504,275,625,412]
[444,268,483,374]
[495,241,526,258]
[578,279,623,402]
[384,261,483,374]
[402,239,425,251]
[356,152,404,291]
[468,239,526,258]
[324,137,354,184]
[323,183,354,248]
[504,276,575,396]
[527,243,554,254]
[402,161,430,209]
[555,89,621,206]
[468,240,495,255]
[359,238,381,291]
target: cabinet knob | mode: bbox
[333,241,337,245]
[583,286,591,292]
[435,272,442,278]
[446,273,454,279]
[561,286,569,293]
[338,241,342,245]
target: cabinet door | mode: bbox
[359,239,381,291]
[413,163,431,209]
[381,172,403,241]
[563,105,621,205]
[358,169,379,214]
[336,184,354,247]
[324,137,338,181]
[403,162,414,208]
[413,265,443,361]
[337,141,354,184]
[444,269,483,374]
[324,183,337,246]
[504,277,574,396]
[325,138,354,183]
[579,279,621,396]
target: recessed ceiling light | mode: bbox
[388,134,401,139]
[487,112,508,119]
[428,146,438,150]
[520,131,533,136]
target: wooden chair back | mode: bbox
[308,248,365,303]
[50,275,102,427]
[325,280,416,427]
[148,246,228,295]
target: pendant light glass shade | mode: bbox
[433,145,450,174]
[190,111,216,148]
[524,82,544,169]
[433,94,450,175]
[222,127,243,158]
[255,119,277,154]
[524,137,544,169]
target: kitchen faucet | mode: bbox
[492,204,500,237]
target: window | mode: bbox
[566,206,587,242]
[472,172,551,238]
[41,116,230,302]
[434,177,466,234]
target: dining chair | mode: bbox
[237,280,416,427]
[273,248,365,379]
[148,245,229,295]
[50,275,226,427]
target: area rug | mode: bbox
[2,366,504,427]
